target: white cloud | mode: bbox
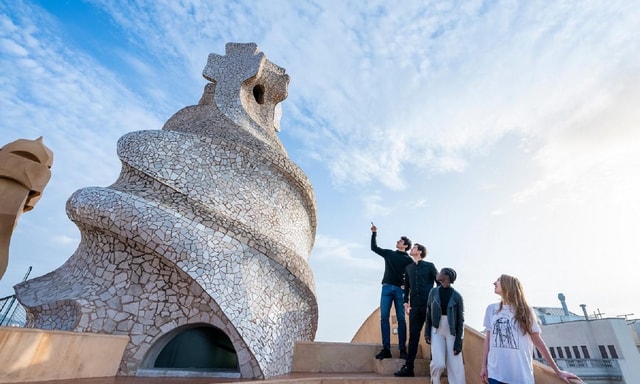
[0,1,165,294]
[81,1,640,192]
[310,234,378,274]
[52,234,78,245]
[362,193,393,218]
[0,37,28,56]
[513,75,640,208]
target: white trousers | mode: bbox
[430,315,466,384]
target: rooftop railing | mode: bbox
[535,357,623,381]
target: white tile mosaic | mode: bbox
[14,43,317,379]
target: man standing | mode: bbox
[370,223,413,360]
[394,243,439,377]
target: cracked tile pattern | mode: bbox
[14,43,317,379]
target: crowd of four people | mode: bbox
[370,224,580,384]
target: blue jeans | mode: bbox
[380,283,406,351]
[488,379,507,384]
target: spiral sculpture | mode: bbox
[15,42,317,379]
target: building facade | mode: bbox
[534,295,640,384]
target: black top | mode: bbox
[439,286,453,315]
[403,259,439,307]
[370,232,412,287]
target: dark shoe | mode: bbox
[375,348,392,360]
[394,364,414,377]
[399,350,408,360]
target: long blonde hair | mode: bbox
[498,274,535,335]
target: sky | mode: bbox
[1,0,639,342]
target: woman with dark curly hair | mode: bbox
[426,267,465,384]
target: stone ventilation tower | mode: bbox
[15,43,318,379]
[0,137,53,279]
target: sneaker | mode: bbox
[399,350,408,360]
[394,364,414,377]
[375,348,392,360]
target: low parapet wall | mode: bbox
[0,326,129,383]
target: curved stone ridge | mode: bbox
[15,43,317,379]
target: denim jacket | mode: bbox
[426,286,465,352]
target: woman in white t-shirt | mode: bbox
[480,274,580,384]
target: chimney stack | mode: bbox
[580,304,589,320]
[558,293,569,316]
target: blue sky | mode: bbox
[1,0,639,341]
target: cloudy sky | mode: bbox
[1,0,639,341]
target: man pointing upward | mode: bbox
[370,222,413,360]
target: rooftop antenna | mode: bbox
[593,308,605,319]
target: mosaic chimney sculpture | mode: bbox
[15,43,318,379]
[0,137,53,280]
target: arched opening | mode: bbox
[253,84,265,104]
[153,325,238,373]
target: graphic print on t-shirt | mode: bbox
[492,316,518,349]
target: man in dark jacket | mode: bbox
[394,242,439,377]
[370,223,413,360]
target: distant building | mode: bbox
[533,293,640,384]
[628,319,640,349]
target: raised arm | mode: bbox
[370,225,384,255]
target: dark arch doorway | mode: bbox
[154,325,238,371]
